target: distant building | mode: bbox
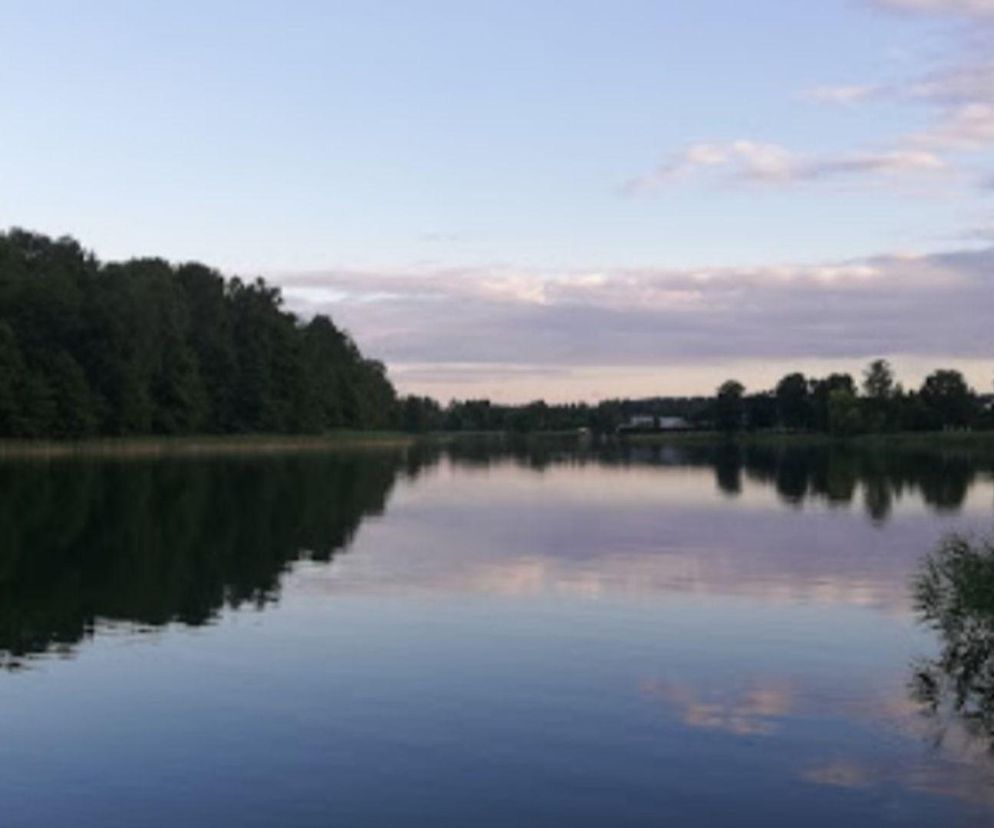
[618,415,692,434]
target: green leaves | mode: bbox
[0,230,397,438]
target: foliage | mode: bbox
[775,372,812,430]
[920,369,974,429]
[714,379,745,433]
[827,388,863,436]
[862,358,895,400]
[0,229,396,437]
[911,533,994,747]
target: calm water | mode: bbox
[2,440,994,826]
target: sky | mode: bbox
[1,0,992,401]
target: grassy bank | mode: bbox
[620,429,994,451]
[0,431,418,461]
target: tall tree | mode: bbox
[810,373,855,432]
[775,373,811,430]
[862,359,894,399]
[714,380,745,433]
[920,369,975,429]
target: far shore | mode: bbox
[617,429,994,450]
[3,427,994,462]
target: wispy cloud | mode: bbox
[804,84,882,105]
[913,102,994,149]
[872,0,994,17]
[625,142,948,191]
[625,141,793,190]
[905,59,994,150]
[629,1,994,194]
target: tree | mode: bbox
[714,380,745,433]
[744,392,777,430]
[862,359,894,400]
[920,369,975,429]
[827,388,863,436]
[810,373,855,432]
[861,359,896,431]
[44,351,99,437]
[775,373,811,430]
[0,229,399,439]
[0,322,25,436]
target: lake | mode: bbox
[1,439,993,826]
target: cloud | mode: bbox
[872,0,994,16]
[626,142,946,191]
[625,141,794,190]
[960,218,994,240]
[804,149,948,177]
[277,245,994,398]
[913,102,994,149]
[904,59,994,150]
[805,84,882,104]
[631,3,994,195]
[909,60,994,106]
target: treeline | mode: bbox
[712,360,993,435]
[397,395,711,434]
[0,229,395,437]
[398,359,993,435]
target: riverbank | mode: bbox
[620,429,994,451]
[0,431,418,461]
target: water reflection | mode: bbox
[641,679,792,736]
[2,440,994,826]
[419,437,994,521]
[911,533,994,751]
[1,440,991,668]
[601,442,992,521]
[0,452,403,667]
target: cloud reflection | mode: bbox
[641,680,793,736]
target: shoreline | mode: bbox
[3,428,994,462]
[0,432,418,461]
[618,429,994,450]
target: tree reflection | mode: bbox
[555,440,987,522]
[0,451,409,668]
[1,439,990,667]
[729,444,981,521]
[911,534,994,749]
[712,443,743,496]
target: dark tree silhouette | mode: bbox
[920,369,976,430]
[775,372,811,430]
[0,229,396,437]
[715,380,745,433]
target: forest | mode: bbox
[0,229,396,437]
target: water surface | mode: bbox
[1,441,993,826]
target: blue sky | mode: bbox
[2,0,992,400]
